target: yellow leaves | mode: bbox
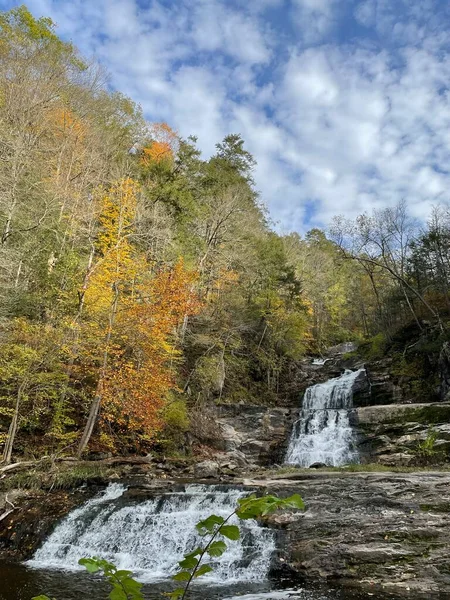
[97,178,139,254]
[78,177,202,442]
[212,268,239,292]
[303,298,314,317]
[83,178,141,318]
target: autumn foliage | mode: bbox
[77,178,201,448]
[101,260,201,437]
[141,122,179,165]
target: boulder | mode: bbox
[193,460,219,478]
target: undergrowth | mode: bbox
[0,464,112,492]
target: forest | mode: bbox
[1,5,450,463]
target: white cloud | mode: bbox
[291,0,341,43]
[271,40,450,224]
[354,1,376,27]
[189,0,273,65]
[2,0,450,232]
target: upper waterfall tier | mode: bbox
[285,368,365,467]
[29,483,275,584]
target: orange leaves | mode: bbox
[79,178,201,444]
[142,141,173,164]
[52,107,86,138]
[100,258,201,436]
[140,122,178,165]
[76,175,203,446]
[101,362,168,433]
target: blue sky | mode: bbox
[2,0,450,232]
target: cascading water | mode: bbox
[285,369,364,467]
[29,483,275,584]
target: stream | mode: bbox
[0,481,373,600]
[0,560,370,600]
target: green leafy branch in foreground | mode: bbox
[33,492,305,600]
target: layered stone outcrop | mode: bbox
[258,471,450,598]
[356,403,450,465]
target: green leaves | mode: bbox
[78,557,101,573]
[206,540,227,557]
[78,556,144,600]
[220,525,240,540]
[282,494,305,511]
[166,588,185,600]
[178,555,198,570]
[236,493,305,519]
[172,571,191,582]
[195,514,224,535]
[194,564,213,578]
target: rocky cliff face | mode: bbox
[356,403,450,466]
[209,341,450,468]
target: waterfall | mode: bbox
[285,369,364,467]
[29,483,275,584]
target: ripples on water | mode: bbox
[0,560,371,600]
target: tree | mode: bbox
[76,179,201,455]
[331,201,445,334]
[0,319,68,464]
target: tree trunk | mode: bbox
[76,283,119,457]
[2,385,24,465]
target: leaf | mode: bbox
[172,570,192,582]
[183,547,202,559]
[166,587,185,600]
[114,569,134,578]
[196,514,224,535]
[109,587,128,600]
[207,540,227,557]
[220,525,240,540]
[236,493,305,519]
[194,564,213,578]
[236,496,270,519]
[121,578,143,593]
[32,596,53,600]
[78,557,100,573]
[178,555,198,569]
[282,494,305,511]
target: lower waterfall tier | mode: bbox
[28,483,275,584]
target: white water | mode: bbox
[311,358,329,366]
[285,369,364,467]
[29,484,275,584]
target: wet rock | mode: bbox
[327,342,357,356]
[218,450,248,468]
[258,471,450,597]
[0,488,97,560]
[214,405,293,465]
[308,462,327,469]
[193,460,219,478]
[356,402,450,465]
